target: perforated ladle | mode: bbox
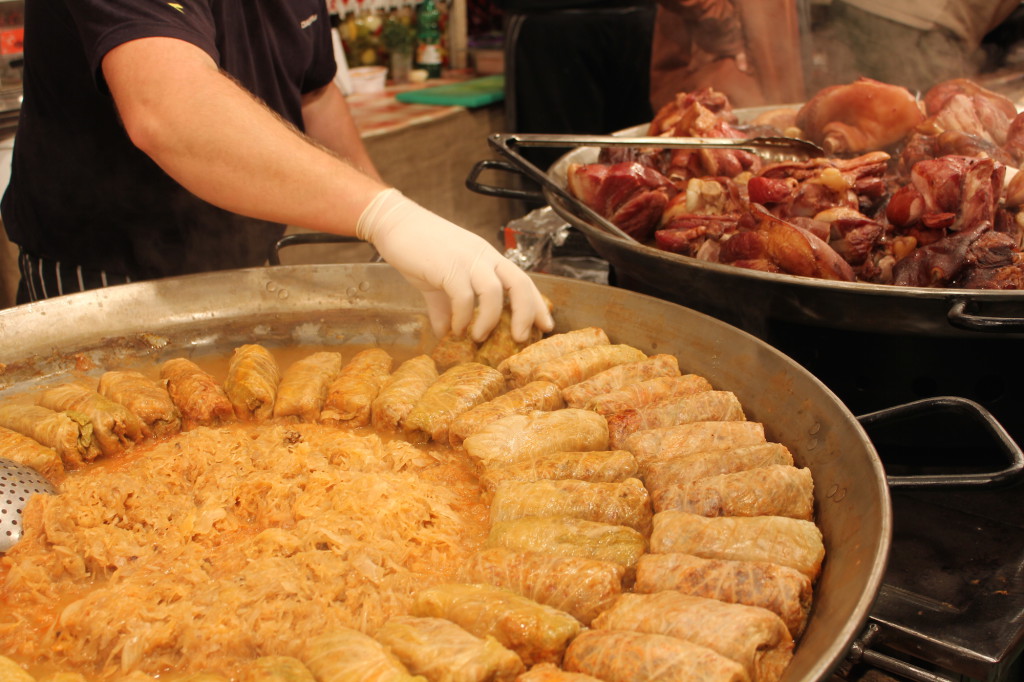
[0,458,57,552]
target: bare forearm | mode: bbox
[301,83,383,183]
[103,37,384,236]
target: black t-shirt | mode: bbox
[1,0,336,280]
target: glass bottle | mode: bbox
[415,0,443,78]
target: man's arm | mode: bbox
[101,35,553,341]
[102,35,383,236]
[301,82,383,183]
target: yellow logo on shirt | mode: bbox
[168,3,184,12]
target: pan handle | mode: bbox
[268,233,374,266]
[465,159,547,202]
[486,133,636,242]
[857,396,1024,488]
[947,298,1024,332]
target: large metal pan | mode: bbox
[475,129,1024,339]
[0,263,889,682]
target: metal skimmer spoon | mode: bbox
[0,458,58,552]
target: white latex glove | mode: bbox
[357,188,554,342]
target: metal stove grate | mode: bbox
[844,404,1024,682]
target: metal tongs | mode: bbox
[483,132,824,243]
[500,132,825,164]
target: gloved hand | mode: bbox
[357,188,554,342]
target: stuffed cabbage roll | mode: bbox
[562,354,681,408]
[640,443,794,499]
[321,349,394,427]
[585,374,713,416]
[403,362,506,443]
[0,425,64,482]
[432,332,479,371]
[485,516,646,576]
[475,308,544,369]
[38,383,143,457]
[160,358,235,429]
[97,370,181,438]
[238,656,317,682]
[531,345,647,390]
[607,391,746,449]
[478,449,638,496]
[459,547,625,626]
[564,630,749,682]
[412,583,582,668]
[449,381,564,448]
[463,409,608,470]
[489,478,652,534]
[653,465,815,519]
[625,421,766,467]
[273,351,344,422]
[635,553,813,639]
[224,344,280,421]
[593,592,793,682]
[375,616,525,682]
[498,327,609,388]
[302,627,426,682]
[370,355,438,431]
[650,511,825,581]
[0,403,100,467]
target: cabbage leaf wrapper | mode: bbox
[607,390,745,449]
[463,409,608,470]
[0,403,99,467]
[98,370,181,439]
[585,374,713,416]
[403,362,506,443]
[375,615,525,682]
[459,547,625,625]
[370,355,438,431]
[478,449,637,497]
[592,591,794,682]
[412,583,582,668]
[640,443,793,499]
[449,381,564,448]
[564,629,749,682]
[498,327,609,388]
[635,553,813,639]
[38,383,143,457]
[650,511,825,580]
[485,516,647,577]
[562,354,680,408]
[322,349,394,427]
[531,344,648,389]
[273,351,344,422]
[489,478,652,534]
[0,656,36,682]
[0,424,64,482]
[432,331,479,371]
[625,421,766,466]
[474,308,544,369]
[302,628,426,682]
[238,655,317,682]
[652,464,815,519]
[160,357,235,429]
[224,344,280,421]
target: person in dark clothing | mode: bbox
[2,0,552,343]
[498,0,657,170]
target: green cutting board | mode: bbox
[395,75,505,108]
